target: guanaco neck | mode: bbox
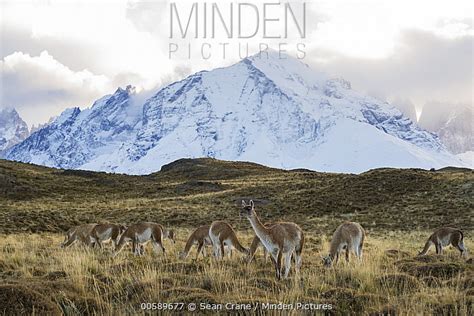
[182,233,197,256]
[247,209,271,243]
[328,240,339,259]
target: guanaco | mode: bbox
[418,227,467,256]
[90,223,126,248]
[322,221,365,267]
[246,223,276,263]
[240,200,304,279]
[179,225,213,259]
[114,222,174,256]
[209,221,249,259]
[60,224,97,248]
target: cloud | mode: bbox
[0,25,101,74]
[1,0,472,130]
[305,29,473,110]
[0,51,115,126]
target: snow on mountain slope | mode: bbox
[0,108,29,154]
[457,151,473,168]
[5,85,142,169]
[5,52,467,174]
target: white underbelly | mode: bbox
[439,236,451,247]
[136,228,153,243]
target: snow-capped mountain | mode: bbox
[4,52,466,174]
[30,116,56,134]
[0,108,29,154]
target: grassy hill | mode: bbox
[0,158,472,234]
[0,158,473,314]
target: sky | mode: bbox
[0,0,473,127]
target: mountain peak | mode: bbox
[0,107,29,154]
[115,85,136,95]
[4,56,466,173]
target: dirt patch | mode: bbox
[0,284,61,315]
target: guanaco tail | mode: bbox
[240,200,304,279]
[322,221,365,267]
[60,223,98,248]
[114,222,174,256]
[209,221,249,259]
[418,227,467,256]
[90,223,127,248]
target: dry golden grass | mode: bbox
[0,231,472,315]
[1,158,473,314]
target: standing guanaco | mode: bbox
[114,222,174,256]
[418,227,467,256]
[322,221,365,267]
[209,221,248,259]
[240,200,304,279]
[90,223,126,248]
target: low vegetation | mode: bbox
[0,158,473,314]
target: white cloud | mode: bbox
[305,30,473,112]
[0,0,472,127]
[0,51,114,126]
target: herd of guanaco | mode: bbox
[60,200,468,280]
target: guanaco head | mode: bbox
[240,200,255,218]
[322,255,333,267]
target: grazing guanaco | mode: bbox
[246,223,276,263]
[240,200,304,279]
[90,223,126,248]
[418,227,467,257]
[179,225,213,259]
[322,221,365,267]
[114,222,174,256]
[209,221,249,259]
[60,224,97,248]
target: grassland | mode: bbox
[0,158,473,314]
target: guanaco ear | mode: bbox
[241,200,246,207]
[250,200,254,208]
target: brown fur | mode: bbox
[179,225,212,259]
[60,224,97,248]
[246,223,275,263]
[323,221,365,267]
[418,227,467,256]
[114,222,173,256]
[90,223,126,248]
[209,221,248,259]
[240,200,304,279]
